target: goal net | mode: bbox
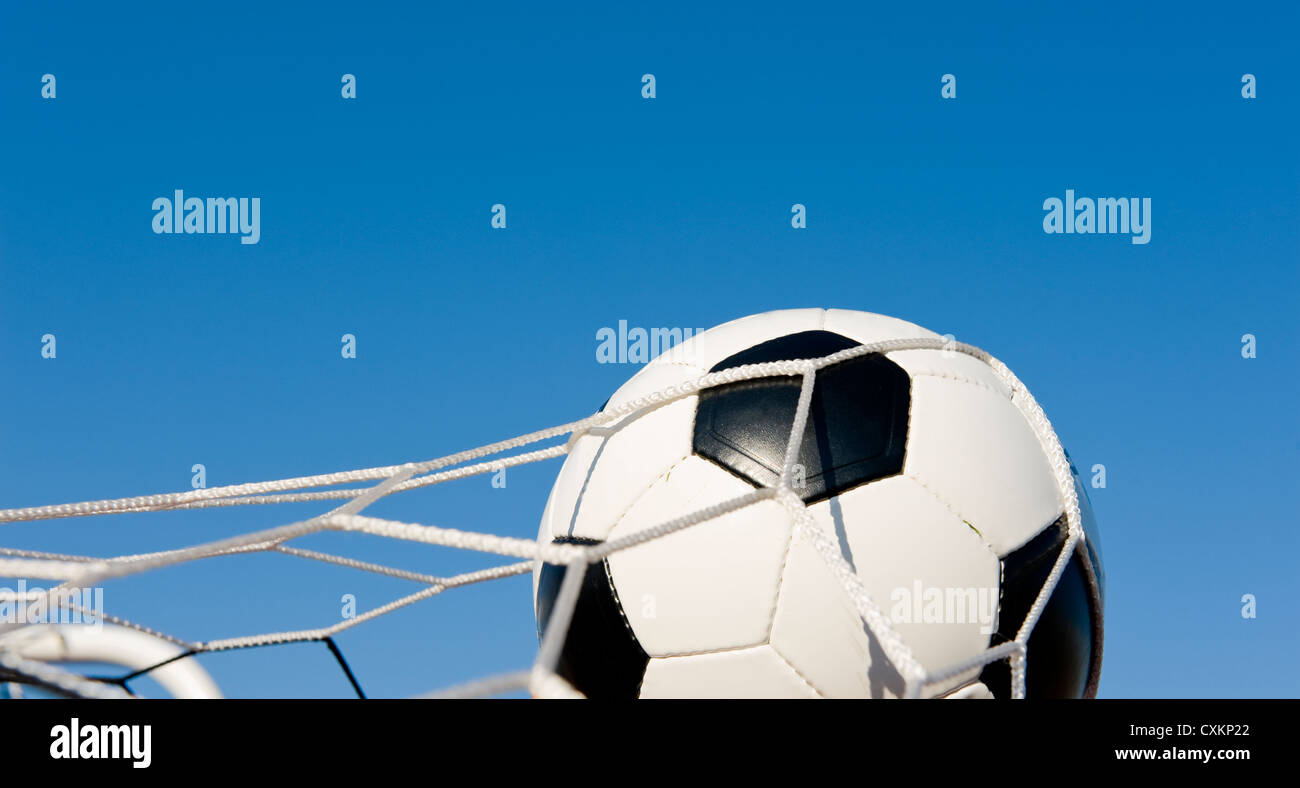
[0,337,1089,699]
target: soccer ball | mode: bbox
[534,309,1104,698]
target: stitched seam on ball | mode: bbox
[600,554,642,646]
[644,360,709,374]
[904,471,1000,561]
[900,369,917,472]
[654,639,781,659]
[604,452,694,539]
[767,641,827,698]
[576,396,696,538]
[602,391,696,433]
[909,370,1009,399]
[764,506,798,644]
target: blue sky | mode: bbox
[1,2,1296,697]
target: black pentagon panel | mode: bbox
[1066,450,1106,610]
[979,516,1101,698]
[535,537,648,698]
[692,330,910,504]
[1066,452,1106,697]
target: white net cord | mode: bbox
[0,337,1091,699]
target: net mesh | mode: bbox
[0,337,1088,699]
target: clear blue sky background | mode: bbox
[1,2,1296,698]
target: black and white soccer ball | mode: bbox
[534,309,1104,698]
